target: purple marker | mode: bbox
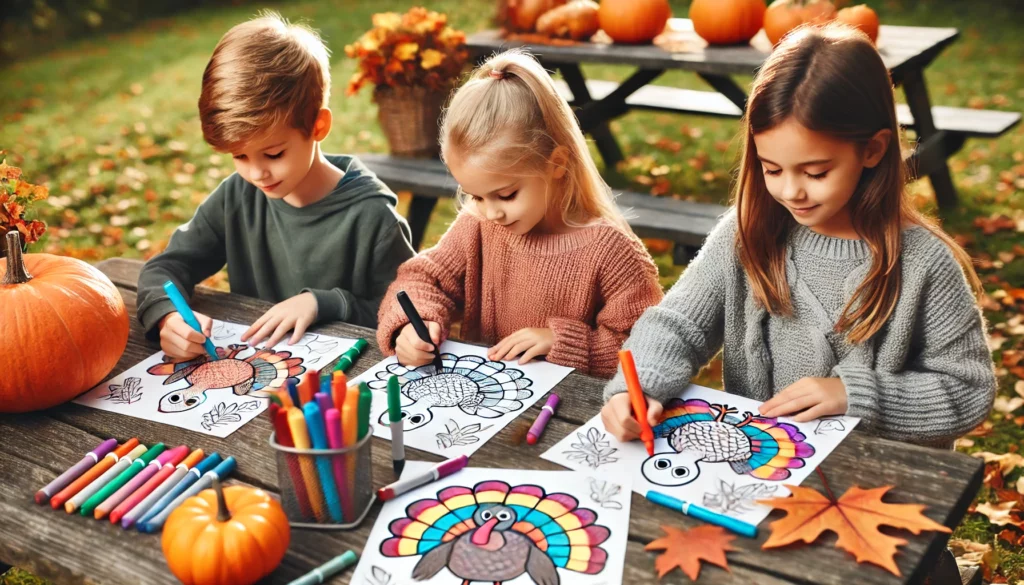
[94,445,189,520]
[377,455,469,501]
[315,392,334,426]
[35,438,118,505]
[527,394,560,445]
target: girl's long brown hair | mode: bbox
[735,23,981,344]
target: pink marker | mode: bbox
[377,455,469,502]
[527,394,560,445]
[325,408,353,522]
[94,445,189,520]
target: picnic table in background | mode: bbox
[465,19,1020,210]
[0,258,985,584]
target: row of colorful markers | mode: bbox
[267,367,373,524]
[35,438,235,533]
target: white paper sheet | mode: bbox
[351,341,574,458]
[542,384,859,527]
[74,320,358,437]
[351,463,631,585]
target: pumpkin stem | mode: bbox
[2,231,32,285]
[212,477,231,523]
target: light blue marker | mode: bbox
[162,280,218,360]
[138,456,235,533]
[304,402,344,523]
[134,453,222,528]
[646,490,759,538]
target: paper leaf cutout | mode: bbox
[645,525,736,580]
[758,484,951,576]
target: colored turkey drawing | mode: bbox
[351,466,631,585]
[543,384,859,528]
[75,320,359,437]
[354,341,574,458]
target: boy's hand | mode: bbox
[396,321,442,367]
[159,311,213,359]
[601,392,664,442]
[488,328,553,364]
[759,377,848,422]
[241,292,318,349]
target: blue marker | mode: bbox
[304,402,344,523]
[286,379,301,407]
[138,456,235,533]
[162,280,218,360]
[645,490,758,538]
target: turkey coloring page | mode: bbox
[351,464,630,585]
[74,320,358,438]
[542,384,859,527]
[351,341,574,458]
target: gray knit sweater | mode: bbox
[605,209,996,448]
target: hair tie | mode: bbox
[489,69,506,80]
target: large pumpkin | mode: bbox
[163,479,290,585]
[690,0,767,46]
[0,231,129,413]
[598,0,672,44]
[837,4,879,43]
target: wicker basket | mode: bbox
[374,85,449,158]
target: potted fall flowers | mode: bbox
[0,160,47,257]
[346,7,469,158]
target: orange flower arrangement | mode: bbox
[345,7,469,97]
[0,160,47,251]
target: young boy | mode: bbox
[137,12,415,358]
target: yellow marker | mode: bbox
[287,407,326,522]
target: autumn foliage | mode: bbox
[0,160,48,249]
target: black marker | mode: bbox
[397,291,444,372]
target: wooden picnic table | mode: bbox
[466,21,1015,210]
[0,257,983,584]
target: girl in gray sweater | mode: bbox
[602,24,995,449]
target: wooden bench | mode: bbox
[359,153,726,264]
[552,79,1020,194]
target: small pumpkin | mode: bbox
[163,478,290,585]
[837,4,879,43]
[764,0,805,45]
[598,0,672,44]
[536,0,601,40]
[800,0,837,24]
[690,0,767,46]
[0,231,129,413]
[507,0,567,31]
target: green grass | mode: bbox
[2,0,1023,581]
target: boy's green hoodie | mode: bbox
[137,154,415,338]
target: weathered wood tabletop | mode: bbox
[0,258,981,585]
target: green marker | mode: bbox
[357,382,372,440]
[80,443,165,517]
[333,338,369,373]
[387,375,405,476]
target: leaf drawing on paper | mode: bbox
[814,417,846,435]
[210,322,237,340]
[369,354,533,432]
[293,333,340,355]
[380,480,610,583]
[436,419,494,450]
[563,427,619,469]
[147,344,304,414]
[702,477,778,514]
[364,565,393,585]
[103,377,143,405]
[201,400,261,431]
[588,477,624,510]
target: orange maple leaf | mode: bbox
[758,484,951,576]
[644,524,736,580]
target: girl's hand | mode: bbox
[396,321,442,367]
[758,377,848,422]
[601,392,664,442]
[488,328,554,364]
[241,292,318,348]
[159,311,213,359]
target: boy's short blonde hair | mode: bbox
[199,11,331,152]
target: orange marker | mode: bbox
[50,438,140,510]
[276,389,294,408]
[298,371,318,405]
[619,349,655,456]
[331,371,347,411]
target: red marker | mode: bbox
[619,349,655,456]
[377,455,469,502]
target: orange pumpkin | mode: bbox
[0,231,129,413]
[163,479,290,585]
[837,4,879,43]
[801,0,837,24]
[507,0,567,31]
[764,0,805,45]
[690,0,767,46]
[598,0,672,44]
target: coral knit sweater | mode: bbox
[377,212,664,378]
